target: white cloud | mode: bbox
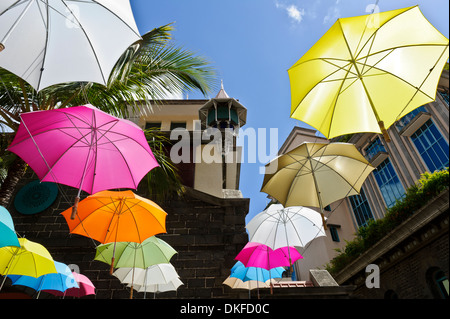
[287,5,305,23]
[323,0,342,24]
[275,1,306,24]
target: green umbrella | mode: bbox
[94,236,177,272]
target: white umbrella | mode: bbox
[113,263,180,298]
[0,0,141,91]
[246,204,326,250]
[130,277,184,294]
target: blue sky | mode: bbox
[129,0,449,222]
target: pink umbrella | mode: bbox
[235,242,303,270]
[7,104,159,218]
[44,272,95,298]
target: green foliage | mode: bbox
[326,168,449,275]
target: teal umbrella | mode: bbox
[0,206,20,248]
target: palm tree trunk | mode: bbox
[0,156,27,207]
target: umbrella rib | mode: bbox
[99,134,138,190]
[289,60,355,117]
[90,0,142,39]
[357,60,437,101]
[357,44,448,102]
[35,0,50,91]
[283,208,305,248]
[313,156,371,195]
[46,0,106,85]
[283,153,314,204]
[354,6,421,61]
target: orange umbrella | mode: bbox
[61,190,167,244]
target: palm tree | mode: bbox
[0,24,216,206]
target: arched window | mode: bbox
[427,267,449,299]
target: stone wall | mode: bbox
[2,169,249,299]
[334,190,449,299]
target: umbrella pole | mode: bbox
[357,67,391,143]
[267,249,273,295]
[309,167,328,231]
[71,130,96,220]
[130,267,135,299]
[0,246,20,291]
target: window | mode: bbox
[349,188,374,228]
[364,137,386,162]
[329,226,340,242]
[411,119,449,173]
[435,271,449,299]
[170,122,187,130]
[395,106,427,131]
[373,159,405,208]
[427,268,449,299]
[438,90,449,106]
[145,122,161,130]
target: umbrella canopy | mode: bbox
[0,0,141,91]
[235,242,303,270]
[289,6,449,142]
[8,105,159,211]
[111,254,178,299]
[261,142,374,227]
[223,276,276,291]
[62,191,167,245]
[45,271,95,298]
[113,263,179,286]
[230,261,285,283]
[0,238,57,279]
[8,261,78,296]
[130,277,184,294]
[0,206,20,248]
[246,204,326,250]
[95,236,176,270]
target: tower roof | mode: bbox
[215,80,230,99]
[199,80,247,129]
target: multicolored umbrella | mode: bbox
[246,204,326,250]
[0,238,57,291]
[235,242,303,270]
[0,206,20,248]
[7,261,78,298]
[8,104,159,219]
[0,0,142,91]
[45,271,95,298]
[289,6,449,142]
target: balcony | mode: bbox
[396,106,431,137]
[364,137,388,168]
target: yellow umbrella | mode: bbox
[289,6,449,142]
[0,238,57,290]
[261,142,374,228]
